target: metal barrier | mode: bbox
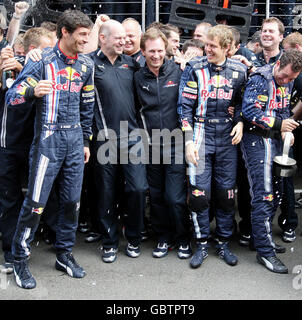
[168,0,255,42]
[2,0,302,37]
[157,1,302,37]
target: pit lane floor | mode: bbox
[1,178,302,300]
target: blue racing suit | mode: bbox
[241,64,292,257]
[5,42,95,259]
[178,56,247,241]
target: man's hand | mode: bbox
[185,142,199,166]
[34,80,53,98]
[1,57,22,73]
[95,14,110,27]
[281,132,295,146]
[230,121,243,145]
[174,55,187,71]
[228,106,234,117]
[84,147,90,163]
[1,47,14,60]
[14,1,30,17]
[26,48,42,63]
[281,118,299,132]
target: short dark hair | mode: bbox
[182,39,204,54]
[56,9,93,40]
[250,31,261,44]
[229,27,240,47]
[159,23,180,39]
[279,49,302,72]
[140,27,168,51]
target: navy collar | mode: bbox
[54,41,78,65]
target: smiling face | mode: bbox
[142,37,166,74]
[100,23,126,58]
[274,61,300,86]
[62,26,91,56]
[123,20,141,56]
[261,22,283,51]
[167,31,180,56]
[205,36,228,65]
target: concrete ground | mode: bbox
[0,207,302,301]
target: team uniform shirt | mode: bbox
[91,50,140,139]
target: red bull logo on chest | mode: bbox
[200,88,233,100]
[207,75,232,88]
[54,67,83,92]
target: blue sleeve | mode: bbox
[177,64,198,142]
[5,58,43,107]
[242,74,282,130]
[80,66,95,147]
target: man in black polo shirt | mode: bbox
[256,17,284,66]
[90,20,148,263]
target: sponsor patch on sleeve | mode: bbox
[257,95,268,102]
[182,92,197,99]
[261,116,275,127]
[181,119,193,132]
[186,81,197,88]
[83,85,94,91]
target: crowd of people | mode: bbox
[0,1,302,290]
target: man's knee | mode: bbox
[188,187,209,212]
[215,188,235,212]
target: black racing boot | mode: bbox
[256,254,288,274]
[190,242,209,269]
[216,242,238,266]
[14,259,36,289]
[55,252,86,278]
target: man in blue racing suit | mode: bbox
[178,25,247,268]
[241,49,302,274]
[5,10,95,289]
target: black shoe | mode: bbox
[216,242,238,266]
[190,242,209,268]
[282,229,296,243]
[238,234,251,247]
[273,243,286,254]
[257,254,288,274]
[13,259,36,289]
[2,252,14,274]
[126,243,141,258]
[77,222,90,234]
[141,229,150,242]
[55,252,86,278]
[177,244,192,259]
[85,232,102,243]
[102,247,118,263]
[152,242,172,258]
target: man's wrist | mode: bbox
[13,13,21,20]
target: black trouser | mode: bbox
[91,139,148,248]
[147,144,190,245]
[78,161,99,232]
[0,147,29,261]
